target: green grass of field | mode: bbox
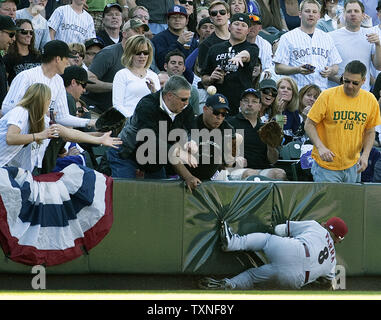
[0,290,380,300]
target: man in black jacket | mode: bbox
[107,75,201,190]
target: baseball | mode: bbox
[207,85,217,95]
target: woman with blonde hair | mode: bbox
[294,83,321,142]
[112,35,160,118]
[274,76,300,143]
[0,83,122,171]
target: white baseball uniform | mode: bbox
[1,66,90,128]
[48,5,96,44]
[273,27,342,90]
[224,220,336,289]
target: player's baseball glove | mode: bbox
[258,120,284,148]
[95,107,126,136]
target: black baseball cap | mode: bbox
[206,93,230,111]
[103,3,122,17]
[198,16,213,29]
[42,40,76,58]
[377,0,381,11]
[85,37,105,50]
[230,13,251,27]
[61,65,95,84]
[240,88,261,100]
[259,79,277,91]
[0,15,19,31]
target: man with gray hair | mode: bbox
[106,75,201,190]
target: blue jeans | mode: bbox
[311,161,360,183]
[107,148,166,179]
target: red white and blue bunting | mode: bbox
[0,164,113,266]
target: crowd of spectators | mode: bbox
[1,0,381,189]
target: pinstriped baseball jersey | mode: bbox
[48,5,96,44]
[254,35,273,71]
[273,28,342,90]
[1,66,89,128]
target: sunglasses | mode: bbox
[135,50,149,56]
[133,14,149,21]
[261,88,277,97]
[18,29,34,36]
[70,50,84,58]
[211,108,228,117]
[76,80,87,88]
[179,0,193,5]
[2,30,15,38]
[249,15,261,23]
[172,92,189,102]
[210,9,227,17]
[342,78,361,86]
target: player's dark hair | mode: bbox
[165,49,185,64]
[345,60,367,78]
[344,0,364,12]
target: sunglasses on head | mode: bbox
[211,108,228,117]
[261,88,277,97]
[249,15,261,23]
[18,29,34,36]
[210,9,227,17]
[179,0,193,5]
[2,30,15,38]
[342,78,361,86]
[135,50,149,56]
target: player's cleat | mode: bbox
[220,220,235,251]
[198,277,233,290]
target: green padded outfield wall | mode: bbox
[0,180,378,276]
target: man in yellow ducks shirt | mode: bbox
[305,60,381,183]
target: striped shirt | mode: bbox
[1,66,90,128]
[273,27,342,90]
[48,5,96,44]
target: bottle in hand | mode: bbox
[49,108,59,138]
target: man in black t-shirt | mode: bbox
[197,0,231,71]
[227,88,287,181]
[201,13,259,115]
